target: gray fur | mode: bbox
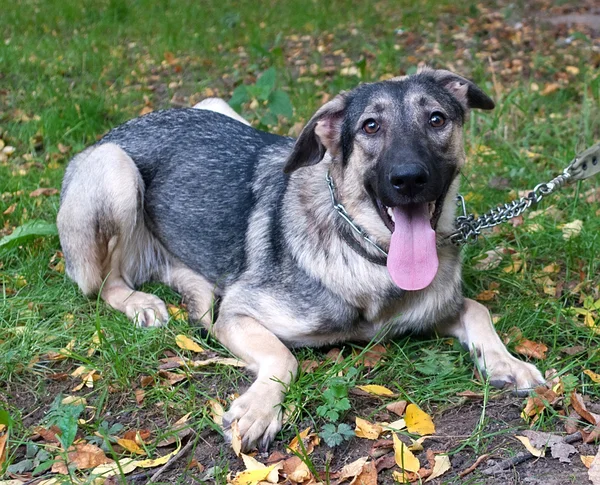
[57,68,544,451]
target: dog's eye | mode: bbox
[362,119,380,135]
[429,112,446,128]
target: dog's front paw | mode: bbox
[222,385,283,452]
[480,351,545,395]
[124,292,169,327]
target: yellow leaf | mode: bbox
[167,304,188,322]
[231,420,242,457]
[356,384,395,396]
[175,334,204,353]
[515,436,544,457]
[393,434,420,473]
[91,457,139,478]
[581,455,595,468]
[118,438,146,455]
[61,395,87,406]
[134,442,181,468]
[207,399,224,427]
[425,454,451,482]
[405,404,435,436]
[287,427,311,452]
[381,419,406,432]
[0,428,8,468]
[584,370,600,383]
[355,417,383,440]
[408,436,427,452]
[562,220,583,240]
[231,464,278,485]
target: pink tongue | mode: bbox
[387,204,438,291]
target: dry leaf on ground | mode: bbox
[514,339,548,360]
[589,446,600,485]
[231,420,242,456]
[386,400,407,416]
[393,433,420,473]
[355,417,383,440]
[562,220,583,240]
[287,427,319,455]
[425,454,451,482]
[117,438,146,455]
[405,404,435,436]
[175,334,204,352]
[355,384,395,397]
[52,443,113,474]
[584,370,600,383]
[515,436,544,457]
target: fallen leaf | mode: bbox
[118,438,146,455]
[355,417,383,440]
[300,360,320,373]
[590,446,600,485]
[61,395,86,406]
[408,436,427,452]
[190,357,245,367]
[582,455,595,468]
[134,441,181,468]
[354,460,378,485]
[541,83,560,96]
[393,433,420,473]
[167,304,188,322]
[404,404,435,435]
[514,339,548,360]
[571,392,600,425]
[515,435,544,457]
[157,370,187,385]
[29,188,59,197]
[175,334,204,353]
[90,458,138,478]
[386,400,407,416]
[334,456,368,483]
[0,428,8,468]
[584,370,600,383]
[156,412,191,447]
[521,430,576,463]
[475,288,498,302]
[473,248,505,270]
[356,344,387,368]
[282,456,312,483]
[287,427,319,455]
[381,419,406,432]
[425,454,451,482]
[3,204,16,216]
[562,220,583,240]
[231,454,279,485]
[207,399,224,427]
[134,389,145,405]
[52,443,113,474]
[356,384,395,397]
[231,420,242,457]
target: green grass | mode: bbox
[1,0,600,482]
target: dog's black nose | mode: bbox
[389,164,429,197]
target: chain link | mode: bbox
[447,167,573,246]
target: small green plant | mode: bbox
[6,443,54,476]
[228,67,293,128]
[86,421,124,451]
[44,396,85,450]
[317,367,357,447]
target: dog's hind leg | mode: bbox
[193,98,251,126]
[160,262,217,326]
[58,143,169,327]
[438,299,545,394]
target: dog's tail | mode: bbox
[57,143,165,295]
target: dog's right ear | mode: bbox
[283,94,346,174]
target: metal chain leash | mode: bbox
[446,168,572,246]
[448,141,600,246]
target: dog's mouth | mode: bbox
[372,197,444,292]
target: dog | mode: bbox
[57,67,545,451]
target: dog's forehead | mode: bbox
[345,79,462,120]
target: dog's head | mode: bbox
[283,68,494,291]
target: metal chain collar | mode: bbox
[326,141,600,254]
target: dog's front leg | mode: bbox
[213,313,298,451]
[439,298,545,393]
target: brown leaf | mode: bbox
[3,204,16,215]
[287,427,319,455]
[514,339,548,360]
[354,460,377,485]
[134,389,145,405]
[52,443,113,474]
[0,428,8,467]
[571,392,599,426]
[456,390,484,399]
[356,344,387,368]
[374,453,396,472]
[29,187,59,197]
[541,83,560,96]
[300,360,320,374]
[355,417,383,440]
[369,439,393,459]
[386,400,407,417]
[157,370,187,385]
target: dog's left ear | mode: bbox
[283,94,346,174]
[426,68,495,111]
